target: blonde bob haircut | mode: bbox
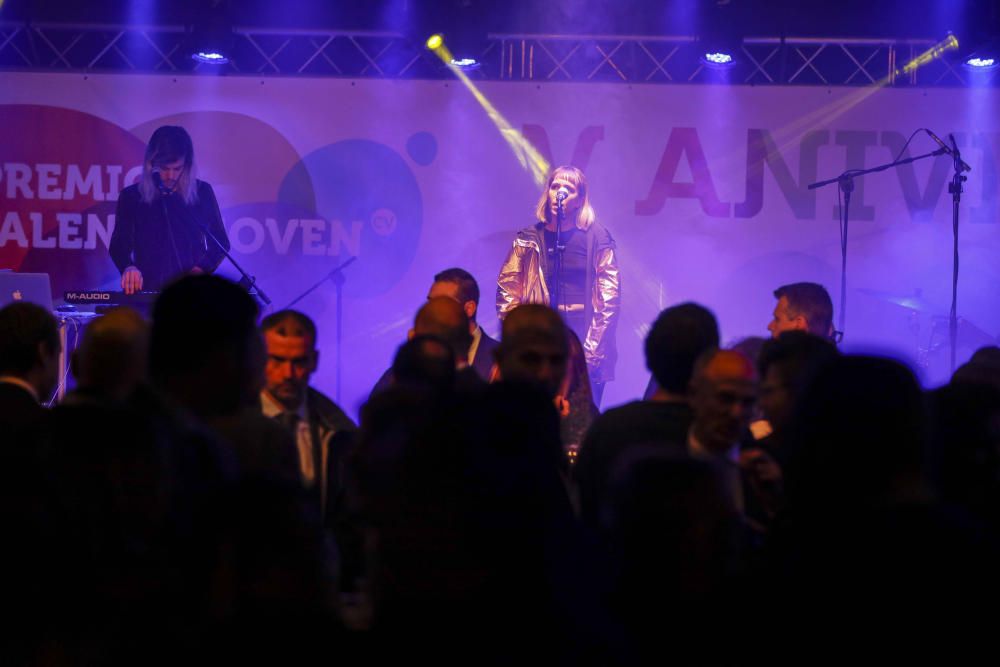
[534,165,596,231]
[138,125,199,206]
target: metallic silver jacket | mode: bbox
[496,222,621,382]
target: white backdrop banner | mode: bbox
[2,72,998,411]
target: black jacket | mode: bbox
[110,180,230,290]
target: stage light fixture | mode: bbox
[702,51,735,67]
[424,33,481,70]
[190,0,233,66]
[965,56,997,69]
[697,0,743,71]
[954,23,999,73]
[192,51,229,64]
[450,57,480,71]
[962,45,1000,73]
[415,1,487,73]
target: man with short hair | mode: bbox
[576,302,719,527]
[756,331,840,456]
[0,302,61,429]
[767,282,835,341]
[152,275,299,483]
[494,304,569,399]
[428,268,499,380]
[260,309,356,515]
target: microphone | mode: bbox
[555,186,570,203]
[925,128,949,153]
[948,133,972,172]
[152,171,174,195]
[925,128,972,172]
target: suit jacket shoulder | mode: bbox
[307,387,357,432]
[0,382,44,431]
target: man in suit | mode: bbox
[260,310,356,518]
[767,281,837,341]
[427,267,498,380]
[370,269,495,397]
[151,275,299,484]
[0,301,61,430]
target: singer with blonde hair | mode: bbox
[496,165,620,403]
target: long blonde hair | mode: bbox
[534,165,595,231]
[138,125,199,205]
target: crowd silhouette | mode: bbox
[2,272,998,665]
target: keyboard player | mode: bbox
[109,125,230,294]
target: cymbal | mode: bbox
[857,288,937,313]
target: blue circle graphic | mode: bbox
[406,131,438,166]
[278,140,423,298]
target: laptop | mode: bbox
[0,272,54,311]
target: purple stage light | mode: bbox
[964,56,997,70]
[703,52,734,67]
[450,57,480,71]
[192,51,229,65]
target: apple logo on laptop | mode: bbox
[13,290,22,301]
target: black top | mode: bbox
[0,382,44,434]
[575,399,693,529]
[110,180,230,291]
[543,226,588,338]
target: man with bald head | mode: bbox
[494,304,569,399]
[369,296,479,397]
[413,296,474,364]
[689,349,758,458]
[427,267,498,380]
[689,348,781,523]
[69,307,149,403]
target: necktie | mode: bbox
[276,411,317,487]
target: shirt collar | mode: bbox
[468,325,483,366]
[261,389,306,420]
[687,428,739,464]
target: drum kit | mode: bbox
[857,287,998,375]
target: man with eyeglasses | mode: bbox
[767,282,841,343]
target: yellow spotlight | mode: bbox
[900,33,959,74]
[426,34,443,50]
[748,33,962,164]
[429,36,549,187]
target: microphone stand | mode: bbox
[808,145,947,340]
[285,256,357,402]
[157,188,186,283]
[947,135,968,373]
[154,176,271,307]
[198,220,271,307]
[554,199,566,319]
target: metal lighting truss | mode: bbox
[0,21,993,87]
